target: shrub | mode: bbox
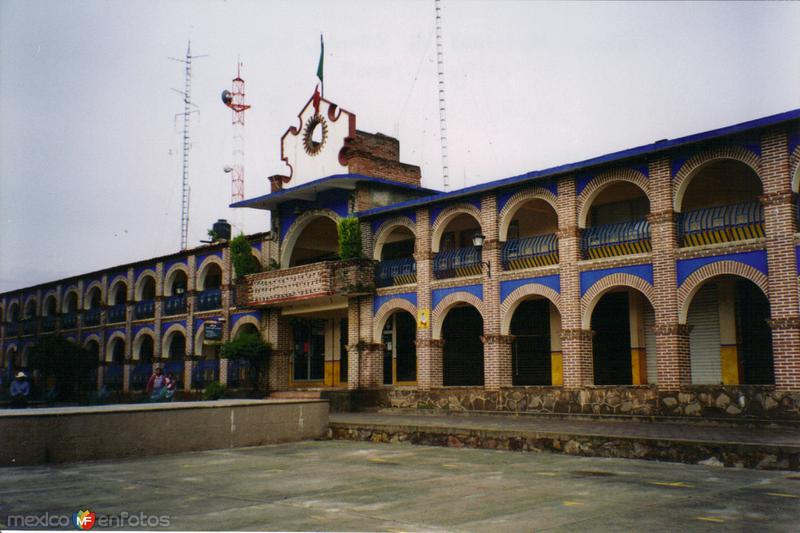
[220,333,271,392]
[230,234,262,279]
[338,217,362,260]
[202,381,227,401]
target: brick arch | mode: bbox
[431,291,484,340]
[372,298,418,342]
[577,168,650,228]
[105,331,128,363]
[280,208,342,268]
[673,146,761,211]
[163,264,188,296]
[430,203,483,253]
[196,256,224,290]
[6,299,20,320]
[134,270,158,301]
[83,281,104,310]
[42,292,59,316]
[678,260,769,324]
[231,315,261,339]
[581,273,655,329]
[23,295,39,318]
[82,333,102,358]
[60,289,80,313]
[498,188,558,241]
[500,284,562,335]
[132,328,155,361]
[373,216,416,260]
[791,145,800,193]
[161,323,188,359]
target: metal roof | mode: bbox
[354,107,800,219]
[230,174,439,210]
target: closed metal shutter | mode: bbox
[688,283,721,384]
[643,304,658,384]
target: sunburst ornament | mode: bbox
[302,114,328,156]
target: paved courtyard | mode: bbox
[1,440,799,532]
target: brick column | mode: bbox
[480,194,508,390]
[122,362,131,394]
[648,156,691,389]
[219,358,229,387]
[183,356,193,393]
[557,178,593,387]
[761,128,800,390]
[415,207,440,390]
[266,310,291,392]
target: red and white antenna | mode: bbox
[221,61,251,204]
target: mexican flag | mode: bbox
[316,34,324,84]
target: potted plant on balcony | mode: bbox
[335,218,376,295]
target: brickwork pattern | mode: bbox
[372,298,417,342]
[577,168,650,227]
[673,145,761,210]
[677,260,769,323]
[372,216,416,260]
[429,203,482,252]
[499,284,562,335]
[497,187,558,240]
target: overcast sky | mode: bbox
[2,0,799,292]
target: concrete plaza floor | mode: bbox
[1,440,799,532]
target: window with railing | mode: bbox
[61,312,78,330]
[107,304,127,324]
[22,319,38,335]
[376,257,417,287]
[502,234,558,270]
[83,308,102,327]
[196,288,222,311]
[192,359,220,389]
[227,358,252,389]
[41,316,57,332]
[433,246,482,279]
[679,201,764,247]
[134,300,155,320]
[163,294,187,316]
[5,322,20,336]
[130,363,152,391]
[582,219,651,260]
[104,364,124,391]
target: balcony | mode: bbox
[197,288,222,312]
[433,247,482,279]
[134,300,155,320]
[61,312,78,330]
[502,234,558,271]
[582,219,651,260]
[163,294,187,316]
[22,319,38,336]
[5,322,20,336]
[376,257,417,288]
[238,259,376,308]
[107,304,127,324]
[41,316,57,332]
[679,201,764,247]
[84,308,102,327]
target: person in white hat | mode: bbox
[10,371,30,408]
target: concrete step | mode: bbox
[328,412,800,471]
[269,390,323,400]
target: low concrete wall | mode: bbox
[0,399,328,466]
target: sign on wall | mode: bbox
[417,309,429,330]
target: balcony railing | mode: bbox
[41,316,57,332]
[197,288,222,311]
[22,319,38,336]
[502,234,559,270]
[84,308,102,327]
[227,358,253,388]
[61,312,78,330]
[130,363,152,391]
[238,259,376,308]
[433,247,482,279]
[582,219,651,260]
[163,294,187,316]
[679,201,764,247]
[104,364,124,391]
[134,300,155,320]
[192,359,220,389]
[107,304,127,324]
[5,322,20,336]
[376,257,417,287]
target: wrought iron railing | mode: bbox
[5,322,20,336]
[22,319,38,336]
[582,219,651,259]
[502,234,558,270]
[130,363,152,391]
[376,257,417,287]
[163,294,187,316]
[61,312,78,330]
[679,201,764,247]
[163,360,185,389]
[227,358,252,389]
[107,304,126,324]
[83,308,102,327]
[433,246,482,279]
[197,288,222,311]
[134,300,155,320]
[104,364,124,391]
[41,316,57,332]
[192,359,220,389]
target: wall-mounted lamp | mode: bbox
[472,233,491,278]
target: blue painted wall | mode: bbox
[432,284,483,310]
[500,275,560,302]
[373,292,417,314]
[676,250,768,287]
[580,264,654,296]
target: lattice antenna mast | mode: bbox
[170,41,206,250]
[222,60,251,204]
[435,0,450,192]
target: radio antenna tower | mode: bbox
[170,41,206,250]
[222,60,251,204]
[435,0,450,191]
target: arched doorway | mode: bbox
[442,305,484,386]
[380,310,417,385]
[591,288,656,386]
[289,216,339,267]
[686,275,773,385]
[501,198,559,270]
[376,226,417,287]
[510,298,561,385]
[434,213,482,279]
[583,182,651,259]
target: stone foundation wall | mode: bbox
[385,385,800,421]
